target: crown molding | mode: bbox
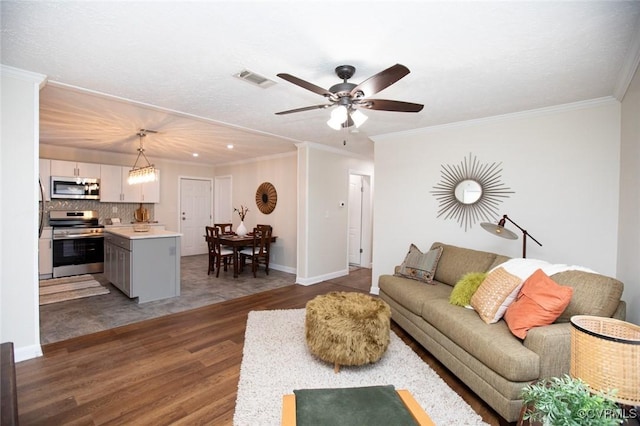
[1,64,47,88]
[372,97,618,142]
[295,141,373,162]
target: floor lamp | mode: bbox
[480,214,542,258]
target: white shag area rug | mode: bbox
[234,309,488,426]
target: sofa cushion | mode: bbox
[551,271,624,322]
[504,269,573,339]
[449,272,487,307]
[395,244,443,284]
[471,267,523,323]
[378,274,452,317]
[431,242,498,286]
[422,298,540,382]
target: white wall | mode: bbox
[1,66,47,360]
[372,100,622,296]
[618,65,640,325]
[215,153,297,272]
[296,142,374,284]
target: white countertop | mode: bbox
[104,223,163,228]
[105,228,181,240]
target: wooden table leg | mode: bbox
[233,247,239,278]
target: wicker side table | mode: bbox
[571,315,640,407]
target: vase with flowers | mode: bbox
[234,205,249,236]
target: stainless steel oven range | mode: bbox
[49,210,104,278]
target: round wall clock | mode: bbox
[255,182,277,214]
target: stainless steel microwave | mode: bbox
[50,176,100,200]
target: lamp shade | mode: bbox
[570,315,640,406]
[350,109,368,128]
[480,221,518,240]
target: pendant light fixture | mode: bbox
[128,130,158,185]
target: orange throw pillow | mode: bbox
[504,269,573,339]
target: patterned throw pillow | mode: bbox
[449,272,488,307]
[395,244,443,284]
[470,267,523,323]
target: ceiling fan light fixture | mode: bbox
[327,105,349,130]
[350,109,368,128]
[128,131,158,185]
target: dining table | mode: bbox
[217,233,277,278]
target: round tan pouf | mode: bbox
[305,291,391,373]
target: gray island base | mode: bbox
[104,228,181,303]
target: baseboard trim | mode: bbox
[269,263,296,275]
[296,269,349,286]
[13,343,43,362]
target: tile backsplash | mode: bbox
[40,200,155,226]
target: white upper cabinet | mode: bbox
[50,160,101,178]
[39,159,51,201]
[141,170,160,203]
[100,165,160,203]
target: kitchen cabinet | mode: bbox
[100,165,160,203]
[104,229,180,303]
[38,228,53,279]
[50,159,101,178]
[39,159,50,201]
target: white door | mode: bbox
[348,174,363,265]
[214,175,233,223]
[180,178,212,256]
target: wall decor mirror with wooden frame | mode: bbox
[256,182,277,214]
[431,153,514,231]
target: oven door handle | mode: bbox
[53,234,105,240]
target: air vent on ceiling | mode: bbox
[234,69,276,88]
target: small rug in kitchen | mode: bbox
[39,274,110,305]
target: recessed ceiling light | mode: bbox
[192,153,199,157]
[227,144,234,149]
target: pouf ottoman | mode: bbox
[305,291,391,373]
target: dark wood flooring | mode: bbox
[16,269,509,425]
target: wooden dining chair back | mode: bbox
[205,226,234,277]
[214,223,234,235]
[239,224,272,277]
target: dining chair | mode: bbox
[214,223,234,235]
[239,224,272,277]
[205,226,234,277]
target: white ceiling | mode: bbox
[2,1,640,166]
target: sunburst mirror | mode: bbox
[431,153,514,231]
[255,182,277,214]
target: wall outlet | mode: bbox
[112,206,118,213]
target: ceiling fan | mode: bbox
[275,64,424,129]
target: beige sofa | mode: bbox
[378,242,625,423]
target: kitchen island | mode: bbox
[104,227,181,303]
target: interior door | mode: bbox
[180,178,212,256]
[348,174,363,265]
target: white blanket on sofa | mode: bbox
[491,258,597,281]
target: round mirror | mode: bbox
[454,179,482,204]
[431,153,514,231]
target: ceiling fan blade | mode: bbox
[349,64,410,97]
[358,99,424,112]
[277,73,334,97]
[275,104,332,115]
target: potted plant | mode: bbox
[519,375,621,426]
